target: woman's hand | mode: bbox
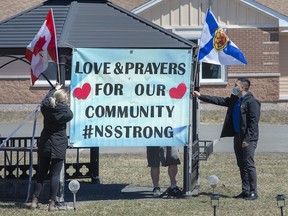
[55,82,63,90]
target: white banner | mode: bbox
[70,48,192,147]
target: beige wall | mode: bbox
[139,0,278,28]
[279,34,288,76]
[0,79,48,104]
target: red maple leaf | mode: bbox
[33,36,46,56]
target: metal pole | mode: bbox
[59,55,66,86]
[90,147,100,183]
[41,73,54,88]
[208,0,212,9]
[183,52,195,197]
[183,87,193,196]
[73,193,76,211]
[183,48,200,197]
[214,206,216,216]
[194,57,201,191]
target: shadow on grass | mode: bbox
[0,202,30,209]
[65,183,232,202]
[2,183,223,203]
[64,183,155,202]
[0,183,156,204]
[198,191,231,199]
[0,183,234,203]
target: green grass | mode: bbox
[0,107,287,215]
[1,153,288,215]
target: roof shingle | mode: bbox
[255,0,288,17]
[0,0,150,22]
[0,0,194,55]
[1,0,288,22]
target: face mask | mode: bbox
[232,86,239,95]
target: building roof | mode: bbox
[0,0,150,21]
[0,0,194,56]
[1,0,288,21]
[1,0,287,55]
[255,0,288,17]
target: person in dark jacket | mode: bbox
[31,84,73,211]
[193,78,261,200]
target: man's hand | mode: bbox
[192,91,201,97]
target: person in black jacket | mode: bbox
[193,78,261,200]
[31,84,73,211]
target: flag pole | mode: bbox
[192,47,200,92]
[50,8,61,85]
[56,54,61,84]
[208,0,212,9]
[41,73,54,88]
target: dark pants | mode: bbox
[234,134,257,194]
[33,156,64,201]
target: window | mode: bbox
[35,61,58,86]
[202,63,221,79]
[34,57,71,87]
[200,62,226,84]
[191,40,227,84]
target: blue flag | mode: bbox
[198,9,247,65]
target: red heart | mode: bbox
[169,83,187,99]
[73,83,91,99]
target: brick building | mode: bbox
[0,0,288,103]
[132,0,288,102]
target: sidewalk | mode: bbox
[199,124,288,153]
[1,123,287,153]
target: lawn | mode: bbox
[0,106,287,215]
[1,152,288,216]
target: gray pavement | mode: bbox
[199,124,288,153]
[0,123,287,153]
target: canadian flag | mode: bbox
[25,8,58,86]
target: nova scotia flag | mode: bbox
[198,9,247,65]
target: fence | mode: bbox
[0,136,99,199]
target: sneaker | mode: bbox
[152,187,161,197]
[30,196,39,210]
[48,200,58,212]
[167,186,183,197]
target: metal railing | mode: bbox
[0,137,99,181]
